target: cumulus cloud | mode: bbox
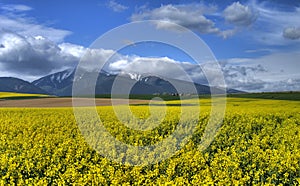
[107,0,128,12]
[131,4,220,34]
[2,30,298,92]
[0,3,75,80]
[223,2,258,27]
[0,31,75,78]
[107,55,270,90]
[106,53,300,92]
[283,27,300,40]
[1,30,299,92]
[79,48,116,72]
[59,43,87,58]
[0,30,118,81]
[108,56,198,82]
[130,2,260,38]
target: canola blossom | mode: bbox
[0,97,299,185]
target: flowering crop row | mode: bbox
[0,98,299,185]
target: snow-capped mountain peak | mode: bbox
[32,69,74,90]
[128,72,142,81]
[54,69,73,83]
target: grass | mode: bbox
[93,94,209,101]
[228,91,300,101]
[2,91,300,102]
[99,92,300,102]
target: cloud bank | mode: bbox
[1,28,300,92]
[0,31,77,79]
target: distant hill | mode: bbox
[0,77,48,95]
[33,69,241,96]
[0,69,244,96]
[32,69,74,96]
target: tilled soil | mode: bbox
[0,98,149,108]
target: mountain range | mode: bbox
[0,77,48,94]
[0,69,243,96]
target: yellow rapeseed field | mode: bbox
[0,92,49,99]
[0,97,299,185]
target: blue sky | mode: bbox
[0,0,299,92]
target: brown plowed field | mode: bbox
[0,98,149,108]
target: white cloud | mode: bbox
[110,56,196,81]
[0,4,74,80]
[130,2,261,39]
[129,1,300,43]
[0,31,119,81]
[223,2,258,27]
[1,31,299,92]
[0,3,71,43]
[79,48,116,72]
[1,4,32,12]
[263,78,300,92]
[131,4,220,34]
[221,51,300,92]
[107,0,128,12]
[283,27,300,40]
[0,15,72,43]
[109,59,129,70]
[220,62,267,91]
[0,31,76,80]
[59,43,87,58]
[107,51,300,92]
[249,1,300,45]
[1,27,299,92]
